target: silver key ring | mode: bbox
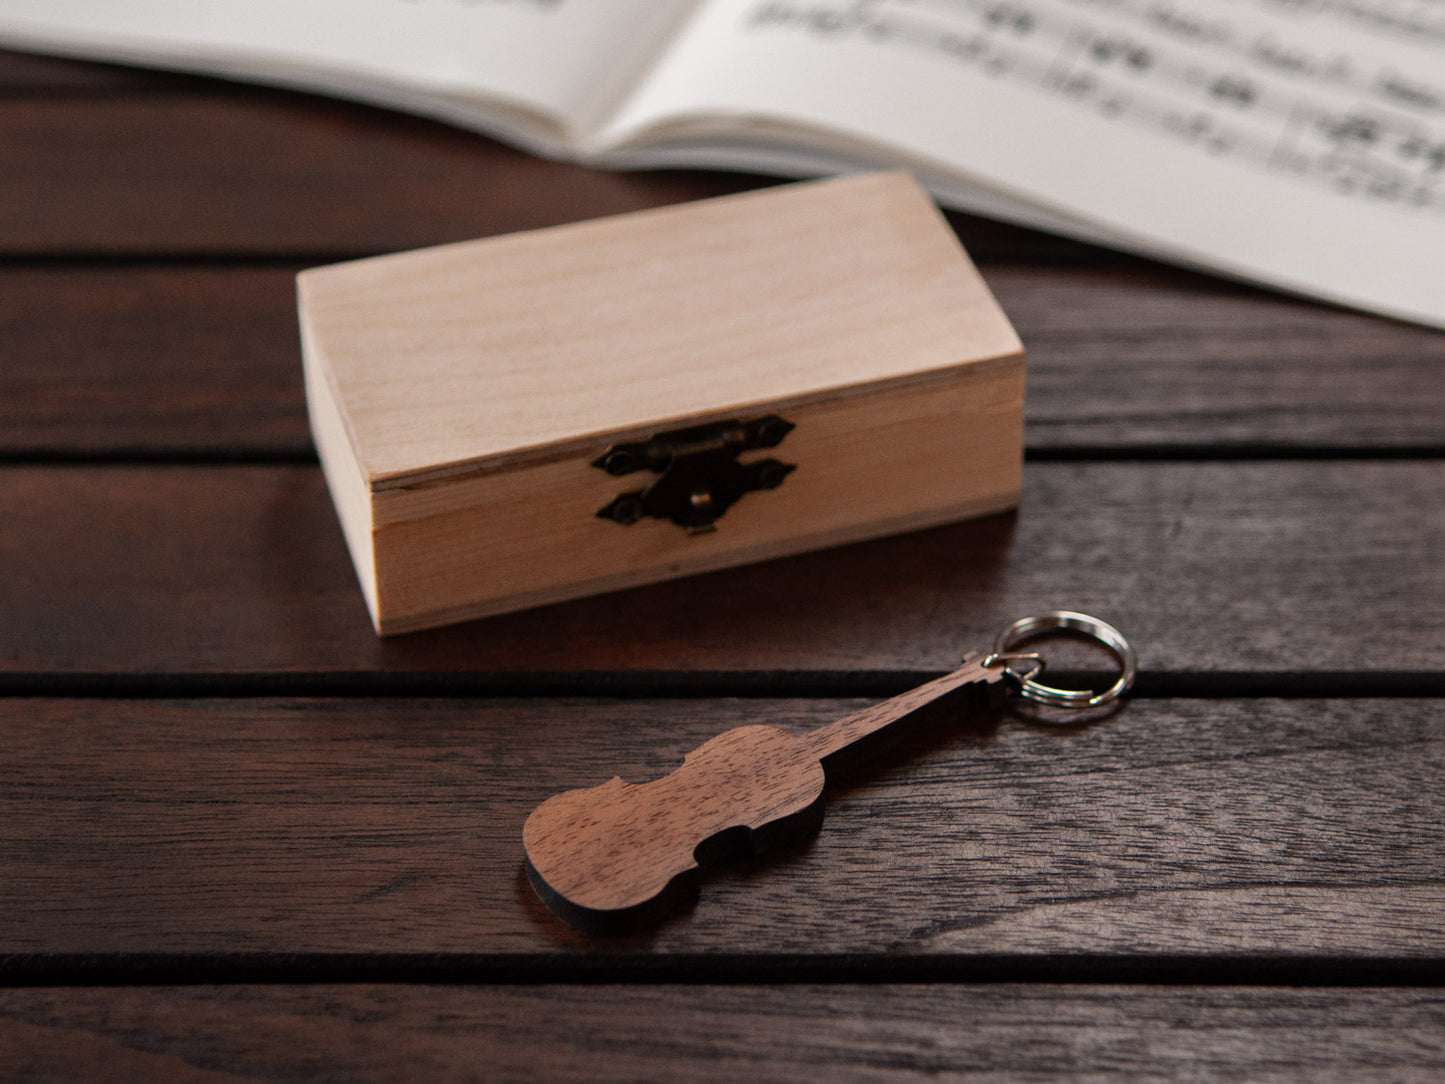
[986,611,1137,709]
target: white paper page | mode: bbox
[0,0,692,151]
[600,0,1445,327]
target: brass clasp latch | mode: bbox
[593,415,796,533]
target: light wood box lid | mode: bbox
[297,171,1021,492]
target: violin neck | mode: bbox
[802,653,1004,762]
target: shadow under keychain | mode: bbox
[523,610,1136,933]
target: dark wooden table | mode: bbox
[2,48,1443,1080]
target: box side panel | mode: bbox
[369,360,1023,635]
[300,316,380,628]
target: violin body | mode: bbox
[523,653,1010,932]
[523,724,827,933]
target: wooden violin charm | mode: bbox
[524,654,1006,932]
[523,611,1136,933]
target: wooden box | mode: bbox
[298,172,1024,635]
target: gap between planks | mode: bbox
[1,670,1445,700]
[0,953,1441,988]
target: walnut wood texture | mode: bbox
[3,985,1442,1082]
[0,90,1089,263]
[524,723,831,931]
[0,461,1440,676]
[4,265,1441,458]
[0,96,768,258]
[0,47,185,94]
[2,697,1441,962]
[1013,268,1445,452]
[0,267,305,456]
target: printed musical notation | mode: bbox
[746,0,1445,215]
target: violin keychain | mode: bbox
[523,611,1136,933]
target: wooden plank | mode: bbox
[0,98,762,257]
[2,985,1441,1080]
[5,265,1439,458]
[1010,266,1445,451]
[0,48,188,94]
[0,267,305,455]
[0,696,1441,959]
[0,95,1118,262]
[0,462,1441,676]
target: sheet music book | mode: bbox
[3,0,1442,328]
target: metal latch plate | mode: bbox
[593,415,796,532]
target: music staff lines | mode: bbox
[1250,0,1445,50]
[1040,0,1445,108]
[747,0,1445,214]
[921,0,1444,132]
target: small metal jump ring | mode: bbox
[991,611,1136,709]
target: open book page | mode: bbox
[597,0,1445,327]
[0,0,694,154]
